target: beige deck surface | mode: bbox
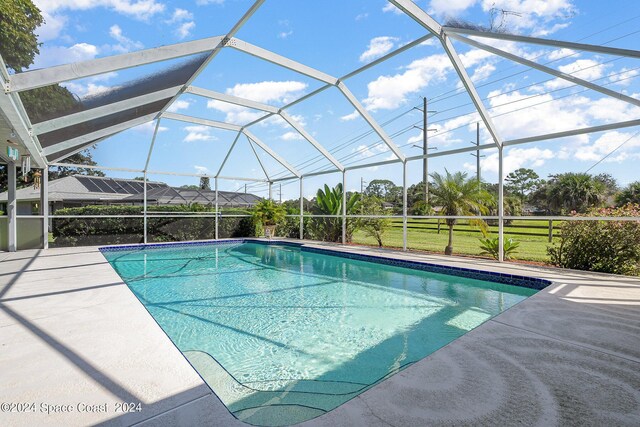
[1,241,639,426]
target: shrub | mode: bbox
[547,204,640,275]
[357,196,391,247]
[52,204,259,246]
[478,236,520,260]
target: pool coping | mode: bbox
[99,238,552,291]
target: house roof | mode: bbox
[0,175,261,206]
[124,186,262,206]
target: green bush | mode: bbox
[547,204,640,275]
[52,204,259,246]
[478,236,520,260]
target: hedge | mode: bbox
[51,204,259,247]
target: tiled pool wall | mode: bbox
[100,239,552,291]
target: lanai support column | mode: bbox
[403,161,408,251]
[143,172,148,244]
[40,167,49,249]
[498,146,504,262]
[299,177,304,240]
[7,162,16,252]
[215,177,219,240]
[342,171,346,245]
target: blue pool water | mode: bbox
[102,241,538,426]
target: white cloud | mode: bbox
[34,42,99,68]
[355,13,369,21]
[207,81,307,124]
[609,67,640,87]
[166,99,191,113]
[175,21,196,39]
[478,147,555,175]
[429,0,478,16]
[35,0,165,21]
[184,125,216,142]
[479,0,576,31]
[488,89,590,139]
[547,48,578,61]
[278,30,293,39]
[166,8,193,23]
[544,59,609,90]
[340,110,360,122]
[573,131,640,163]
[359,36,399,63]
[281,131,303,141]
[131,121,168,133]
[108,24,143,53]
[35,10,67,42]
[532,22,570,37]
[194,165,210,174]
[382,3,403,14]
[364,53,452,111]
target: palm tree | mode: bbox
[429,170,494,255]
[311,183,360,242]
[547,173,605,213]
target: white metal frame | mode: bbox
[1,0,639,255]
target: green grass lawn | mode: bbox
[352,219,558,262]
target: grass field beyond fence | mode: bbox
[352,219,561,262]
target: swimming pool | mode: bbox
[102,241,545,426]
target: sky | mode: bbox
[24,0,640,199]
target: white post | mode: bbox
[403,161,408,251]
[41,167,49,249]
[299,177,304,240]
[215,177,219,240]
[268,181,272,200]
[143,171,148,244]
[342,171,347,245]
[7,162,16,252]
[498,145,504,262]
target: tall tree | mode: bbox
[546,173,606,214]
[0,0,102,184]
[0,0,43,72]
[505,168,541,203]
[199,177,211,191]
[429,170,494,255]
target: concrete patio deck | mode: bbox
[1,241,639,426]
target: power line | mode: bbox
[585,128,640,173]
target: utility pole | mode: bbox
[279,183,282,204]
[413,97,437,204]
[470,122,484,185]
[423,97,428,204]
[244,183,247,194]
[360,177,367,195]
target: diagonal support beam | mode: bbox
[9,36,225,93]
[42,113,157,156]
[33,86,182,135]
[186,86,279,113]
[388,0,442,37]
[279,111,345,171]
[441,35,503,147]
[246,135,270,180]
[336,81,406,161]
[156,1,266,121]
[216,132,243,177]
[449,33,640,108]
[0,92,47,168]
[442,27,640,60]
[243,129,301,177]
[161,112,242,131]
[229,38,338,85]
